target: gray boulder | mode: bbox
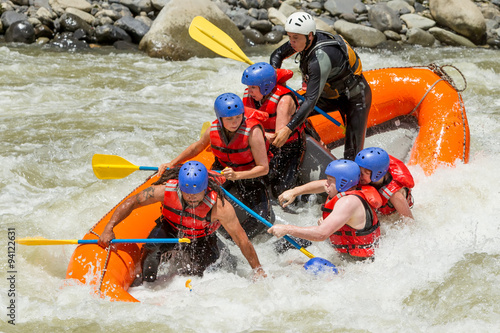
[368,3,403,33]
[115,15,149,43]
[401,13,436,30]
[334,19,386,47]
[429,0,486,45]
[5,20,35,43]
[139,0,245,61]
[324,0,363,17]
[428,26,476,47]
[1,11,29,30]
[406,27,436,46]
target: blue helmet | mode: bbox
[241,62,277,96]
[214,93,244,119]
[325,159,360,192]
[178,161,208,194]
[355,147,390,182]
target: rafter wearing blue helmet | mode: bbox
[355,147,390,182]
[269,157,382,259]
[178,161,209,194]
[98,159,267,284]
[355,147,415,220]
[325,159,360,192]
[241,62,277,96]
[214,92,244,120]
[241,62,305,200]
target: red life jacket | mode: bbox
[243,69,304,144]
[378,156,415,215]
[209,113,271,171]
[321,186,382,258]
[161,179,220,239]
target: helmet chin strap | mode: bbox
[301,33,314,55]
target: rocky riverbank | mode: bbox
[1,0,499,54]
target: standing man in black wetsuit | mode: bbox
[269,12,372,160]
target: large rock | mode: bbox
[368,3,403,33]
[429,0,486,45]
[334,19,386,48]
[5,20,35,43]
[324,0,364,17]
[139,0,245,60]
[428,26,476,47]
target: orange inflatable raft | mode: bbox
[65,64,470,302]
[309,64,470,175]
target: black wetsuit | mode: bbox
[270,32,372,160]
[267,130,306,199]
[141,201,228,282]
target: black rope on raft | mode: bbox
[458,92,469,163]
[427,63,467,92]
[408,78,444,116]
[427,63,469,163]
[98,245,112,296]
[407,63,468,116]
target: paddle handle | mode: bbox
[139,166,159,171]
[78,238,189,244]
[287,85,345,130]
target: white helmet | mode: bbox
[285,12,316,36]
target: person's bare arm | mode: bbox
[278,180,327,207]
[222,126,269,180]
[98,185,164,247]
[390,189,414,220]
[269,195,361,241]
[272,95,297,148]
[213,197,266,279]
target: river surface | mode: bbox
[1,43,499,332]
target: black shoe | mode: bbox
[131,274,143,287]
[142,251,161,282]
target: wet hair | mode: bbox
[153,165,226,205]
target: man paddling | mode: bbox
[98,161,266,283]
[269,159,382,260]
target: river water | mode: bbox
[1,43,499,332]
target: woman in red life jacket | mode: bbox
[241,62,306,199]
[158,93,273,240]
[269,159,382,260]
[355,147,415,221]
[98,161,266,284]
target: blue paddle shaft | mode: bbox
[288,86,343,128]
[221,188,304,251]
[77,238,184,244]
[139,166,159,171]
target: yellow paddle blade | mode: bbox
[16,237,79,245]
[179,238,191,243]
[189,16,254,65]
[200,121,211,138]
[92,154,140,179]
